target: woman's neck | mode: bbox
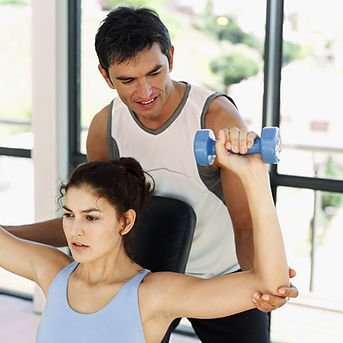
[73,249,142,285]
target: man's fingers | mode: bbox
[278,284,299,298]
[252,296,273,312]
[252,293,289,312]
[247,131,258,149]
[238,129,248,154]
[288,267,297,278]
[226,127,240,152]
[222,127,254,153]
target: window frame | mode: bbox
[1,0,343,336]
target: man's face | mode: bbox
[100,43,174,124]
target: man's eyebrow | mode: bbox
[115,64,164,81]
[62,205,100,213]
[148,64,164,74]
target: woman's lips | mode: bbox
[71,242,89,251]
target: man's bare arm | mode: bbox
[4,103,112,247]
[86,105,110,162]
[3,217,66,247]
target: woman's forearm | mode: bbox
[242,168,289,294]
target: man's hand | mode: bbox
[221,127,258,154]
[251,268,298,312]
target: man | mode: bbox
[5,6,297,343]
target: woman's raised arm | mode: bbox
[0,225,71,294]
[150,130,289,321]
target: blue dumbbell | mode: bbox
[193,127,282,165]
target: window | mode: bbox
[269,1,343,341]
[0,0,32,150]
[278,0,343,179]
[275,187,343,295]
[270,188,343,342]
[0,0,34,297]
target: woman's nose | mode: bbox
[70,220,84,236]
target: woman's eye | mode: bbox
[86,215,98,221]
[63,213,73,218]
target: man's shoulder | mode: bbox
[86,102,113,161]
[205,95,246,132]
[187,82,214,95]
[187,83,235,109]
[91,102,112,128]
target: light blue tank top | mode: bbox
[36,261,149,343]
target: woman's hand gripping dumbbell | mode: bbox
[193,127,282,166]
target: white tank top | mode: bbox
[107,83,239,278]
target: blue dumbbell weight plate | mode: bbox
[260,127,282,164]
[193,129,216,166]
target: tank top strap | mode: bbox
[124,269,150,289]
[47,261,79,297]
[135,269,150,281]
[57,260,79,282]
[112,269,150,303]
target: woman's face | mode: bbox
[62,186,125,263]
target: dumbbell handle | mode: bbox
[206,137,263,156]
[194,127,281,165]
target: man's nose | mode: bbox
[137,78,153,99]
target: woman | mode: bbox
[0,131,289,342]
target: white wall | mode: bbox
[31,0,69,312]
[32,0,68,221]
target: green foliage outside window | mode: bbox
[192,1,262,90]
[312,156,343,244]
[193,12,263,55]
[99,0,162,11]
[282,40,308,66]
[322,157,343,214]
[210,53,259,90]
[0,0,28,5]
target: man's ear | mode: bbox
[98,64,116,90]
[119,209,136,236]
[168,45,175,72]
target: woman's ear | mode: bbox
[119,209,136,236]
[98,64,116,90]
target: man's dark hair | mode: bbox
[95,6,172,74]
